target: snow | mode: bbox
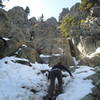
[87,47,100,58]
[22,44,27,47]
[57,66,95,100]
[40,54,62,58]
[3,37,10,40]
[0,56,96,100]
[40,54,52,58]
[0,56,50,100]
[72,57,79,65]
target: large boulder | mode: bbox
[31,21,60,39]
[0,8,26,41]
[29,17,37,25]
[91,6,100,17]
[80,94,95,100]
[7,6,31,41]
[0,39,23,58]
[0,21,26,41]
[61,38,75,66]
[38,38,75,66]
[0,8,8,22]
[7,6,28,26]
[17,47,42,63]
[59,8,69,21]
[77,36,96,56]
[46,17,58,27]
[79,52,100,66]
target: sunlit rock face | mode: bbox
[7,6,28,26]
[59,8,69,22]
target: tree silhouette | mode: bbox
[38,13,44,22]
[0,0,9,8]
[0,0,5,8]
[25,6,30,15]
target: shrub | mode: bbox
[59,15,77,37]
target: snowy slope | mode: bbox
[0,56,96,100]
[56,66,95,100]
[0,56,50,100]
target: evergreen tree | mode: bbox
[25,6,30,15]
[38,13,44,22]
[59,15,77,37]
[80,0,100,11]
[40,13,44,22]
[0,0,9,8]
[0,0,4,8]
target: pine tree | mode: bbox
[0,0,9,8]
[38,13,44,22]
[0,0,5,8]
[25,6,30,15]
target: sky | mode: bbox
[3,0,81,20]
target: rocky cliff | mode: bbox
[0,2,100,100]
[0,6,75,66]
[59,2,100,65]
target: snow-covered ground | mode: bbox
[0,56,50,100]
[57,66,95,100]
[0,56,96,100]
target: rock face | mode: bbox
[0,7,75,65]
[0,3,100,100]
[1,3,100,67]
[91,6,100,17]
[59,8,69,21]
[79,51,100,67]
[62,4,100,66]
[31,38,75,66]
[17,47,42,63]
[81,69,100,100]
[29,17,37,25]
[76,16,100,57]
[30,19,60,39]
[7,6,28,26]
[0,7,39,62]
[59,3,89,22]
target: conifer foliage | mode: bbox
[0,0,9,8]
[80,0,100,11]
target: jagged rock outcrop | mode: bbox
[81,69,100,100]
[17,46,42,63]
[59,2,100,67]
[79,49,100,66]
[91,6,100,17]
[76,16,100,56]
[0,38,25,58]
[0,6,78,65]
[29,17,37,25]
[37,38,75,66]
[59,3,89,22]
[0,7,40,62]
[30,18,60,39]
[7,6,28,26]
[46,17,58,27]
[7,6,32,41]
[69,5,100,59]
[0,8,8,21]
[59,8,69,22]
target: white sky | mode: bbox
[3,0,81,20]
